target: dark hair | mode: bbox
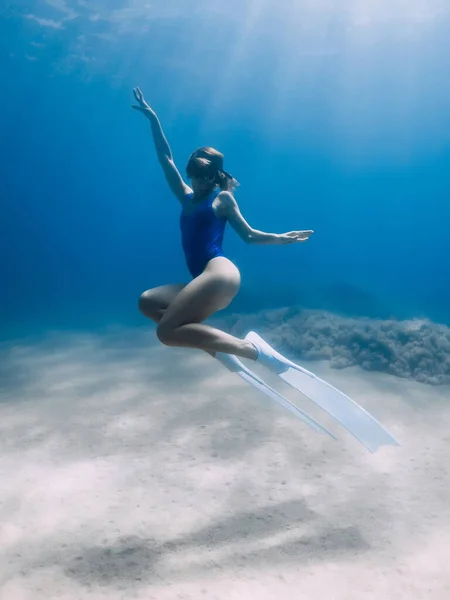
[186,146,239,192]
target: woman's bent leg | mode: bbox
[156,258,258,360]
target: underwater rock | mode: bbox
[227,308,450,386]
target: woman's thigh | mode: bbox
[158,257,241,329]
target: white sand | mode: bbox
[1,326,449,600]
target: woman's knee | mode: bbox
[139,284,186,321]
[138,289,159,319]
[155,322,176,346]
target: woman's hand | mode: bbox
[277,230,314,244]
[131,87,156,119]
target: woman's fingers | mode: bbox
[292,230,314,239]
[132,87,145,104]
[281,230,315,243]
[294,230,314,237]
[285,230,313,238]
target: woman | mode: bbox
[132,86,314,364]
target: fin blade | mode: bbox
[244,331,400,452]
[216,353,336,439]
[280,368,400,452]
[237,369,337,439]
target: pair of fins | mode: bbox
[216,331,400,453]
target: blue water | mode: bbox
[2,1,450,342]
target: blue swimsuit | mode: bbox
[179,188,227,278]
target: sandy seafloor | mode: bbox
[1,324,449,600]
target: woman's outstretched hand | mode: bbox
[278,230,314,244]
[131,87,155,119]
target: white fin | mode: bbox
[245,331,400,453]
[215,352,337,439]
